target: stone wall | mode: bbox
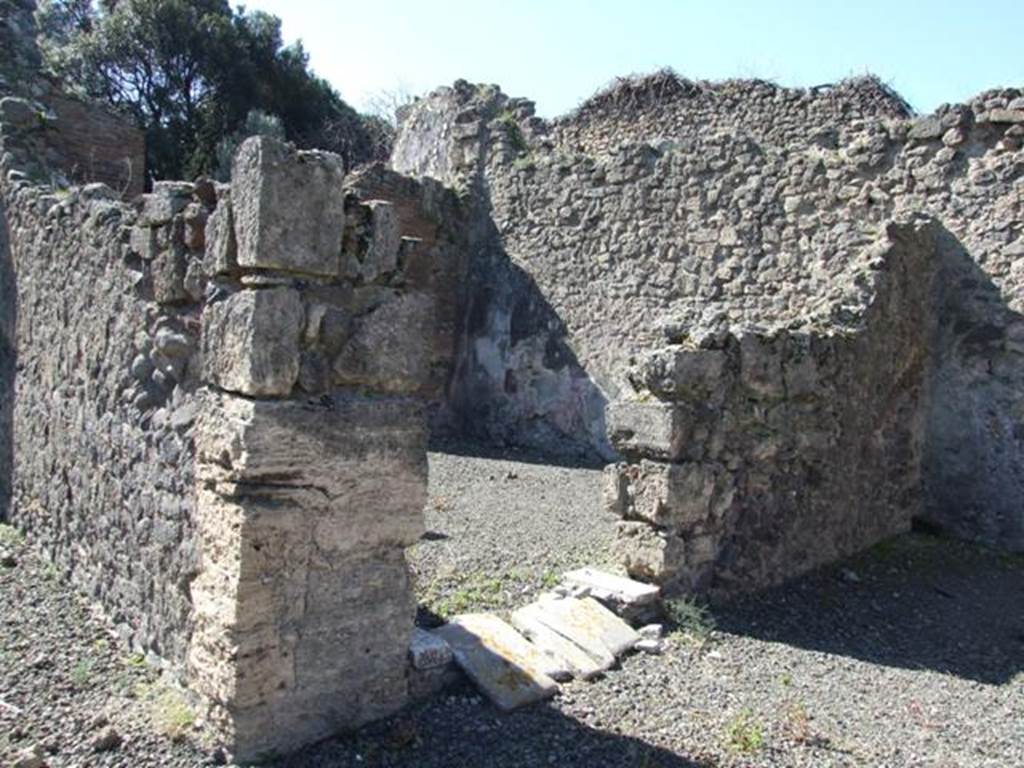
[393,74,1024,591]
[0,164,202,664]
[1,117,467,758]
[550,70,912,157]
[608,218,942,593]
[0,199,14,522]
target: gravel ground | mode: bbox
[2,446,1022,768]
[0,525,212,768]
[409,445,618,623]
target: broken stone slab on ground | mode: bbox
[530,595,641,660]
[431,614,560,710]
[561,567,661,622]
[510,601,614,680]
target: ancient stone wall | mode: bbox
[608,218,942,593]
[393,74,1024,591]
[0,199,14,523]
[551,71,913,157]
[1,114,467,757]
[0,166,202,664]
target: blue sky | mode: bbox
[247,1,1022,118]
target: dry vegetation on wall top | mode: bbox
[559,68,915,124]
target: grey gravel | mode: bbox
[409,446,618,621]
[3,448,1022,768]
[0,527,211,768]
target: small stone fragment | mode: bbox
[409,628,453,670]
[90,726,121,752]
[638,624,664,640]
[635,638,664,655]
[12,745,46,768]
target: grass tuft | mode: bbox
[725,709,765,754]
[664,597,717,645]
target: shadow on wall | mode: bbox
[445,215,615,468]
[923,227,1024,552]
[0,203,14,521]
[712,533,1024,686]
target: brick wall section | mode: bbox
[1,0,145,198]
[46,92,146,197]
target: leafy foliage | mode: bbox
[37,0,387,181]
[213,108,284,181]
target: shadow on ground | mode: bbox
[273,681,711,768]
[711,531,1024,685]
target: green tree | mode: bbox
[38,0,386,182]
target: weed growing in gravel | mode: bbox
[782,700,811,744]
[664,597,717,645]
[424,571,511,618]
[725,709,765,754]
[540,569,561,589]
[146,684,196,742]
[71,656,96,688]
[0,523,24,546]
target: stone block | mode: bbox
[633,346,730,403]
[201,287,303,396]
[561,567,660,611]
[188,389,428,761]
[610,459,734,530]
[432,615,559,710]
[978,109,1024,124]
[196,391,427,549]
[129,225,157,260]
[530,595,640,658]
[333,292,432,394]
[907,116,944,140]
[614,521,686,585]
[204,193,237,276]
[231,136,346,276]
[365,200,400,281]
[409,628,453,670]
[152,245,188,305]
[510,601,613,680]
[137,182,192,226]
[606,400,685,460]
[738,333,784,398]
[183,202,207,251]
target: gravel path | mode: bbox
[2,447,1022,767]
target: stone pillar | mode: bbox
[187,136,429,760]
